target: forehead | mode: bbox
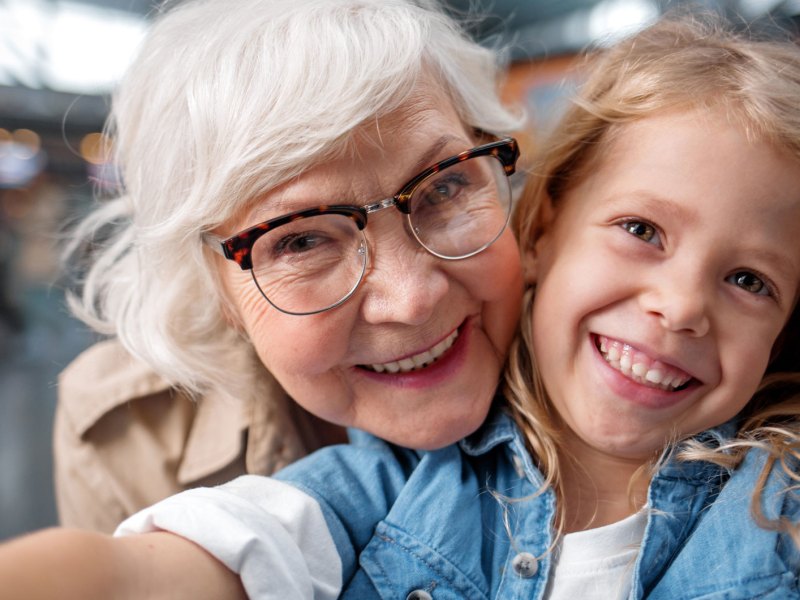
[240,92,472,223]
[583,109,800,211]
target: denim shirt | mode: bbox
[118,407,800,598]
[273,409,800,599]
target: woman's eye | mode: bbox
[420,173,469,205]
[727,271,770,296]
[620,220,659,244]
[273,232,325,256]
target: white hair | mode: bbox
[65,0,524,401]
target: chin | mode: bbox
[387,411,487,451]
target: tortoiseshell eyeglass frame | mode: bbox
[203,137,519,270]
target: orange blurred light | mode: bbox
[79,132,113,165]
[10,129,41,159]
[0,129,11,158]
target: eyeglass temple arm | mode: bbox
[495,139,519,175]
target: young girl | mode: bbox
[503,14,800,597]
[2,14,799,600]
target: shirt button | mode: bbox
[511,552,538,578]
[406,591,433,600]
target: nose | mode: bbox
[639,263,711,337]
[358,233,450,326]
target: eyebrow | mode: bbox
[606,192,700,225]
[405,134,471,176]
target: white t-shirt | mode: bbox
[116,476,342,599]
[545,509,648,600]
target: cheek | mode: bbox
[247,311,355,383]
[723,332,773,407]
[474,232,523,352]
[224,267,354,382]
[530,286,561,385]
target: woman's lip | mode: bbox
[365,324,463,368]
[591,334,699,409]
[354,320,472,389]
[372,322,464,366]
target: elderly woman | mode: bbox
[54,0,525,534]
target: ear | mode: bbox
[522,246,539,285]
[521,195,556,285]
[208,253,247,333]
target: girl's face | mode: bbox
[529,109,800,464]
[219,94,523,450]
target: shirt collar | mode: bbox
[654,418,740,483]
[459,403,519,457]
[459,403,741,484]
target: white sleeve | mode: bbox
[114,475,342,600]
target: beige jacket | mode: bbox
[54,339,342,533]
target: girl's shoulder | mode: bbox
[641,446,800,598]
[731,445,800,519]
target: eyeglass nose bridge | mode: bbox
[362,195,425,254]
[363,196,405,215]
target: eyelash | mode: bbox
[616,218,779,300]
[618,218,661,247]
[725,270,775,298]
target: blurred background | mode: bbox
[0,0,798,541]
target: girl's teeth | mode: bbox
[645,369,663,385]
[597,335,692,391]
[369,329,459,374]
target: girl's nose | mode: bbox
[639,265,711,337]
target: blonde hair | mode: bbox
[64,0,523,403]
[505,14,800,538]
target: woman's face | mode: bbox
[218,94,523,450]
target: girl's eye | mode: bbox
[620,220,659,244]
[727,271,770,296]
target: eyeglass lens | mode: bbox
[250,214,367,315]
[407,153,510,258]
[249,153,511,315]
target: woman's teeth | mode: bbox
[597,335,692,391]
[369,330,459,374]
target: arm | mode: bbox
[0,528,246,600]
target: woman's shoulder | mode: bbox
[58,338,173,435]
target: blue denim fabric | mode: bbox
[275,408,800,599]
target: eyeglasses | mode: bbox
[204,137,519,315]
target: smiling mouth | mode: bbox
[362,329,460,374]
[596,335,694,392]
